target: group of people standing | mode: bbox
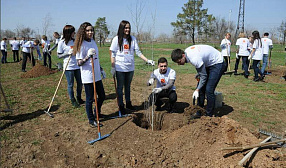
[220,31,273,81]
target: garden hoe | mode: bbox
[88,55,110,144]
[44,52,73,118]
[110,76,130,119]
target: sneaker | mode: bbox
[253,77,260,82]
[89,121,103,128]
[76,97,85,104]
[244,74,249,79]
[126,101,136,110]
[22,69,26,72]
[119,105,126,115]
[71,98,80,108]
[260,75,265,81]
[234,71,239,75]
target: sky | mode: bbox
[1,0,285,38]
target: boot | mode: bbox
[126,101,135,110]
[119,105,126,115]
[76,96,85,104]
[71,98,80,108]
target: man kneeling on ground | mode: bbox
[147,57,177,113]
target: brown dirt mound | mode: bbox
[20,64,58,78]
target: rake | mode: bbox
[88,55,110,144]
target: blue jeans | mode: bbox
[64,69,82,100]
[242,56,249,76]
[84,81,105,123]
[116,71,134,106]
[198,63,224,116]
[252,60,263,79]
[261,54,268,74]
[1,50,7,63]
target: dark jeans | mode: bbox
[252,60,263,79]
[12,50,19,62]
[22,52,35,70]
[234,56,241,72]
[43,52,51,69]
[242,56,249,76]
[84,81,105,123]
[116,71,134,106]
[1,50,7,63]
[261,54,268,74]
[198,62,224,116]
[64,69,82,100]
[223,56,229,72]
[148,89,177,107]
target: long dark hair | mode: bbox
[62,25,75,45]
[73,22,95,55]
[117,20,131,52]
[252,30,262,47]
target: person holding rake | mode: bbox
[57,25,84,108]
[74,22,106,128]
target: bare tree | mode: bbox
[15,24,35,39]
[278,20,286,45]
[128,0,147,42]
[42,13,54,36]
[1,29,16,38]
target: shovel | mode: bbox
[88,55,110,144]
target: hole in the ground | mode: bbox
[132,112,165,131]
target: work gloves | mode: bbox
[111,67,116,77]
[147,60,155,66]
[87,48,96,57]
[152,88,162,94]
[148,78,154,86]
[192,90,199,100]
[101,70,106,79]
[68,48,73,55]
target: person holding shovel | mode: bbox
[171,45,225,118]
[261,32,273,75]
[220,33,231,73]
[57,25,84,108]
[147,57,177,113]
[74,22,106,128]
[21,39,41,72]
[49,32,61,53]
[110,20,155,114]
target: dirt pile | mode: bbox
[20,64,58,78]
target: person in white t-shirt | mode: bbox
[220,33,231,72]
[57,25,84,108]
[1,38,8,64]
[235,32,251,78]
[147,57,177,113]
[261,32,273,74]
[74,22,106,128]
[21,39,41,72]
[249,31,264,82]
[110,20,155,114]
[49,32,61,53]
[41,35,51,67]
[11,37,20,62]
[171,45,225,118]
[20,37,27,61]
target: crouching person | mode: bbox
[171,45,225,118]
[147,57,177,113]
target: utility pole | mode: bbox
[228,9,232,32]
[235,0,245,38]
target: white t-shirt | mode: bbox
[1,40,6,50]
[76,39,101,84]
[235,38,250,56]
[252,39,263,60]
[41,39,50,52]
[110,35,142,72]
[11,40,20,50]
[57,40,79,71]
[220,38,231,56]
[261,37,273,55]
[22,41,39,53]
[185,45,223,68]
[151,67,176,90]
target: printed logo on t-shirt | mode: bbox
[243,40,245,42]
[264,39,266,41]
[124,44,129,49]
[191,46,195,49]
[160,78,166,84]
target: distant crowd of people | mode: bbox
[0,23,276,126]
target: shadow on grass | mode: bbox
[215,103,234,117]
[105,93,117,100]
[0,105,59,131]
